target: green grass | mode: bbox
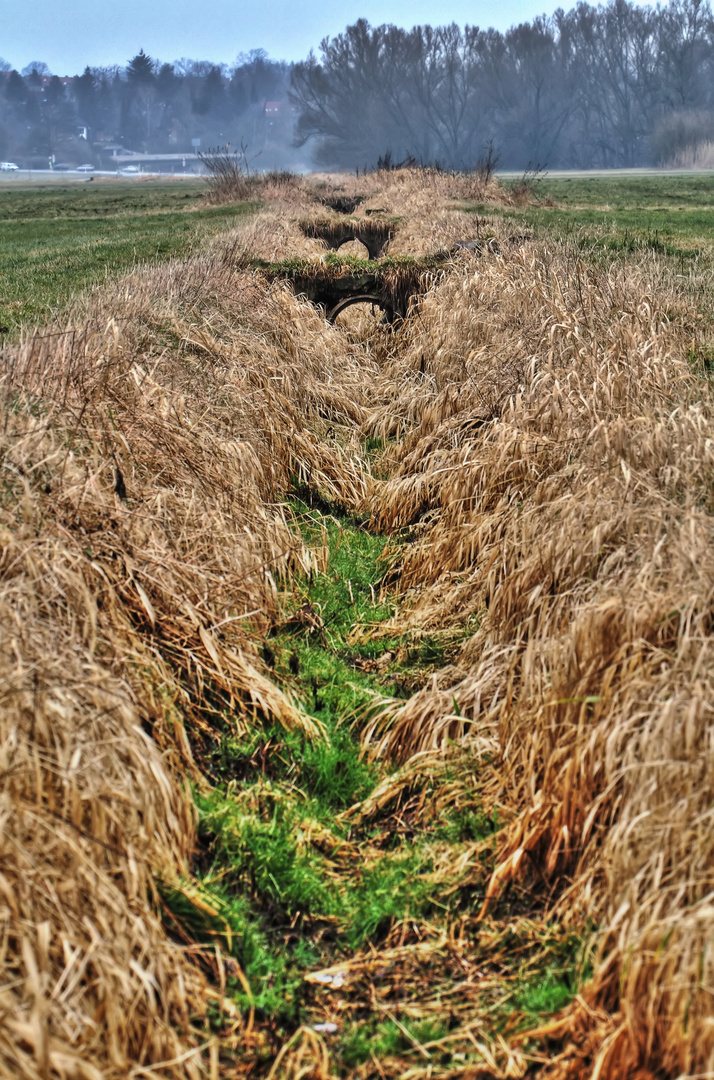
[0,180,254,333]
[340,1017,448,1067]
[157,495,586,1069]
[186,502,450,1023]
[530,173,714,210]
[285,496,395,640]
[483,173,714,253]
[0,180,207,220]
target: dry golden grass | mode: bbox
[0,226,382,1075]
[314,165,507,211]
[360,240,714,1076]
[4,165,714,1078]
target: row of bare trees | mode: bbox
[290,0,714,169]
[2,0,713,171]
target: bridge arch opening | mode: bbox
[334,236,371,259]
[327,293,396,326]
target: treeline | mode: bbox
[2,0,714,171]
[293,0,714,169]
[0,50,294,167]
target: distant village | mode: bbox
[0,51,301,173]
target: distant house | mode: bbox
[100,144,128,160]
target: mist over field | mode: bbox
[2,0,714,171]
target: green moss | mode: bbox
[183,783,450,1028]
[434,804,496,844]
[515,970,575,1016]
[507,931,592,1024]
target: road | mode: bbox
[0,169,203,184]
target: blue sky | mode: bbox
[4,0,562,75]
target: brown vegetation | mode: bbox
[360,245,713,1075]
[3,167,714,1078]
[0,243,375,1076]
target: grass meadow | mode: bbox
[494,171,714,253]
[0,179,253,332]
[1,167,714,1079]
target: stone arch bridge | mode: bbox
[258,256,447,323]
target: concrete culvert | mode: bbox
[320,195,365,214]
[327,293,397,324]
[301,219,394,260]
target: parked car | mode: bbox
[0,162,19,171]
[53,163,71,171]
[119,165,140,175]
[76,163,95,172]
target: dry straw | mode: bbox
[3,164,712,1078]
[361,235,714,1076]
[0,215,381,1075]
